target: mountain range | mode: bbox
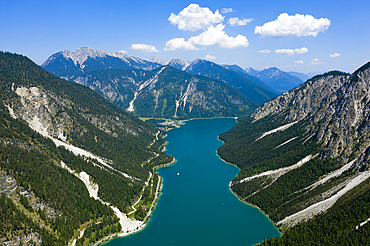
[0,51,172,245]
[3,46,367,245]
[218,62,370,244]
[70,66,256,119]
[42,47,162,79]
[148,55,308,93]
[42,47,308,118]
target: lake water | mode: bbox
[104,118,280,246]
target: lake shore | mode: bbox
[93,156,177,246]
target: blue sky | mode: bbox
[1,0,369,74]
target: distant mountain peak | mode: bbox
[167,58,190,70]
[42,47,162,77]
[147,56,168,65]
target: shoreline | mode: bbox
[216,137,282,235]
[94,156,177,246]
[96,117,275,245]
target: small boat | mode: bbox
[177,173,179,176]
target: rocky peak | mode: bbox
[252,64,370,165]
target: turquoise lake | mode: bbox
[105,118,280,246]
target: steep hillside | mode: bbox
[185,59,277,104]
[218,62,370,243]
[70,66,256,119]
[0,51,172,245]
[42,47,161,78]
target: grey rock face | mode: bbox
[252,65,370,168]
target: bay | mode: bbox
[104,118,280,246]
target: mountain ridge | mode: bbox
[71,65,256,119]
[218,61,370,244]
[0,51,172,245]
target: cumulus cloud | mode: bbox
[204,54,217,60]
[165,24,249,51]
[118,50,127,54]
[295,60,304,64]
[330,53,340,58]
[275,47,308,56]
[131,44,159,53]
[168,4,224,31]
[228,17,253,26]
[311,58,323,65]
[257,49,271,54]
[221,8,233,14]
[295,47,308,54]
[189,24,249,48]
[164,38,199,51]
[255,13,331,38]
[275,49,295,56]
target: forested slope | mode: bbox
[218,62,370,244]
[0,51,172,245]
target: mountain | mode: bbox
[287,71,310,82]
[42,47,162,78]
[218,62,370,244]
[245,67,260,77]
[255,67,304,93]
[146,57,190,70]
[70,66,256,119]
[184,59,277,104]
[167,58,190,71]
[147,56,168,65]
[222,64,278,94]
[0,51,172,245]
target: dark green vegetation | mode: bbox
[260,176,370,246]
[0,51,172,245]
[184,59,277,104]
[69,66,255,119]
[218,63,370,244]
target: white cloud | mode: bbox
[189,24,249,48]
[257,49,271,54]
[118,50,127,54]
[165,24,249,51]
[295,60,304,64]
[168,4,224,31]
[295,47,308,54]
[275,47,308,56]
[330,53,340,58]
[221,8,233,14]
[164,38,199,51]
[204,54,217,60]
[275,49,295,56]
[311,58,323,65]
[228,17,253,26]
[131,44,159,53]
[255,13,331,38]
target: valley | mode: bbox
[1,47,370,245]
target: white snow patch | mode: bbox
[79,172,99,199]
[304,159,357,191]
[274,137,298,149]
[60,161,142,232]
[60,161,98,199]
[357,217,370,229]
[127,92,138,112]
[278,170,370,227]
[239,155,315,183]
[256,121,298,141]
